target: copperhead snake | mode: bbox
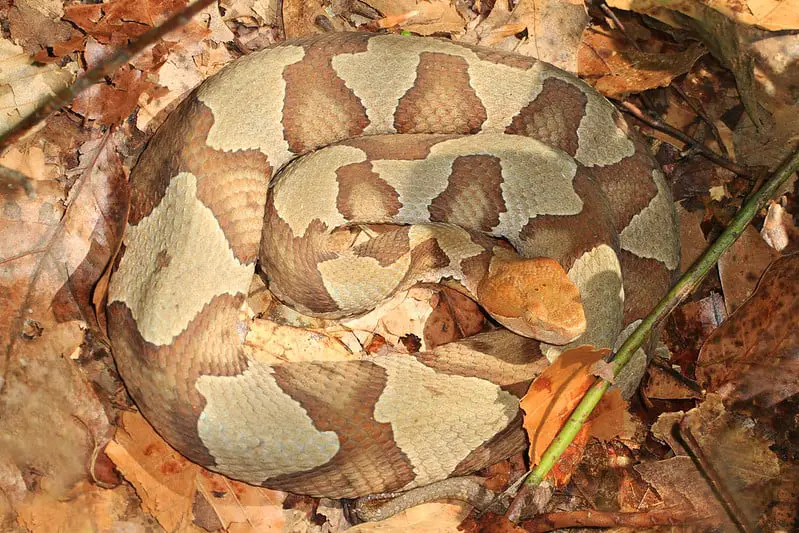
[107,32,679,499]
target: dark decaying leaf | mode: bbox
[697,253,799,408]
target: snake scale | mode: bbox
[107,32,679,499]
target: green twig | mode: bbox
[525,146,799,488]
[0,0,216,152]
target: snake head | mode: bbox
[477,256,586,345]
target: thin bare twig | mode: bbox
[618,100,750,177]
[601,2,730,160]
[670,83,730,157]
[0,0,217,152]
[677,420,755,533]
[523,507,700,532]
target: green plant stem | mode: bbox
[525,147,799,488]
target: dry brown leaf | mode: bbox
[666,292,726,374]
[635,456,729,526]
[471,0,587,71]
[107,411,296,532]
[14,482,154,532]
[676,204,708,274]
[63,0,189,46]
[366,0,466,36]
[607,0,799,32]
[521,345,609,465]
[648,395,782,528]
[643,364,702,400]
[459,511,528,533]
[7,0,74,57]
[422,286,485,349]
[282,0,326,40]
[698,254,799,408]
[0,38,77,135]
[341,284,475,353]
[762,202,799,252]
[734,104,799,175]
[578,29,705,98]
[72,66,159,126]
[717,224,780,314]
[609,0,769,128]
[132,7,236,132]
[220,0,279,26]
[509,0,588,71]
[0,132,125,504]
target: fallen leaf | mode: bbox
[521,346,609,465]
[282,0,326,39]
[459,511,528,532]
[643,364,702,400]
[669,151,737,206]
[676,203,708,273]
[422,286,485,349]
[7,0,74,56]
[578,28,706,98]
[367,0,466,36]
[0,132,125,501]
[608,0,768,128]
[133,7,237,132]
[664,292,726,374]
[472,0,588,71]
[72,66,159,126]
[219,0,278,26]
[0,38,77,135]
[698,254,799,408]
[759,463,799,532]
[607,0,799,32]
[647,394,782,528]
[14,481,156,532]
[761,201,799,252]
[635,456,728,526]
[64,0,189,46]
[734,105,799,176]
[341,284,481,353]
[512,0,588,71]
[717,224,780,314]
[587,388,627,442]
[107,411,296,532]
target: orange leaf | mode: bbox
[520,345,609,465]
[587,388,627,442]
[549,423,590,487]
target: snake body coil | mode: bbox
[108,32,679,498]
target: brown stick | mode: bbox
[0,0,217,152]
[669,83,730,158]
[677,420,755,533]
[522,508,700,532]
[617,100,750,177]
